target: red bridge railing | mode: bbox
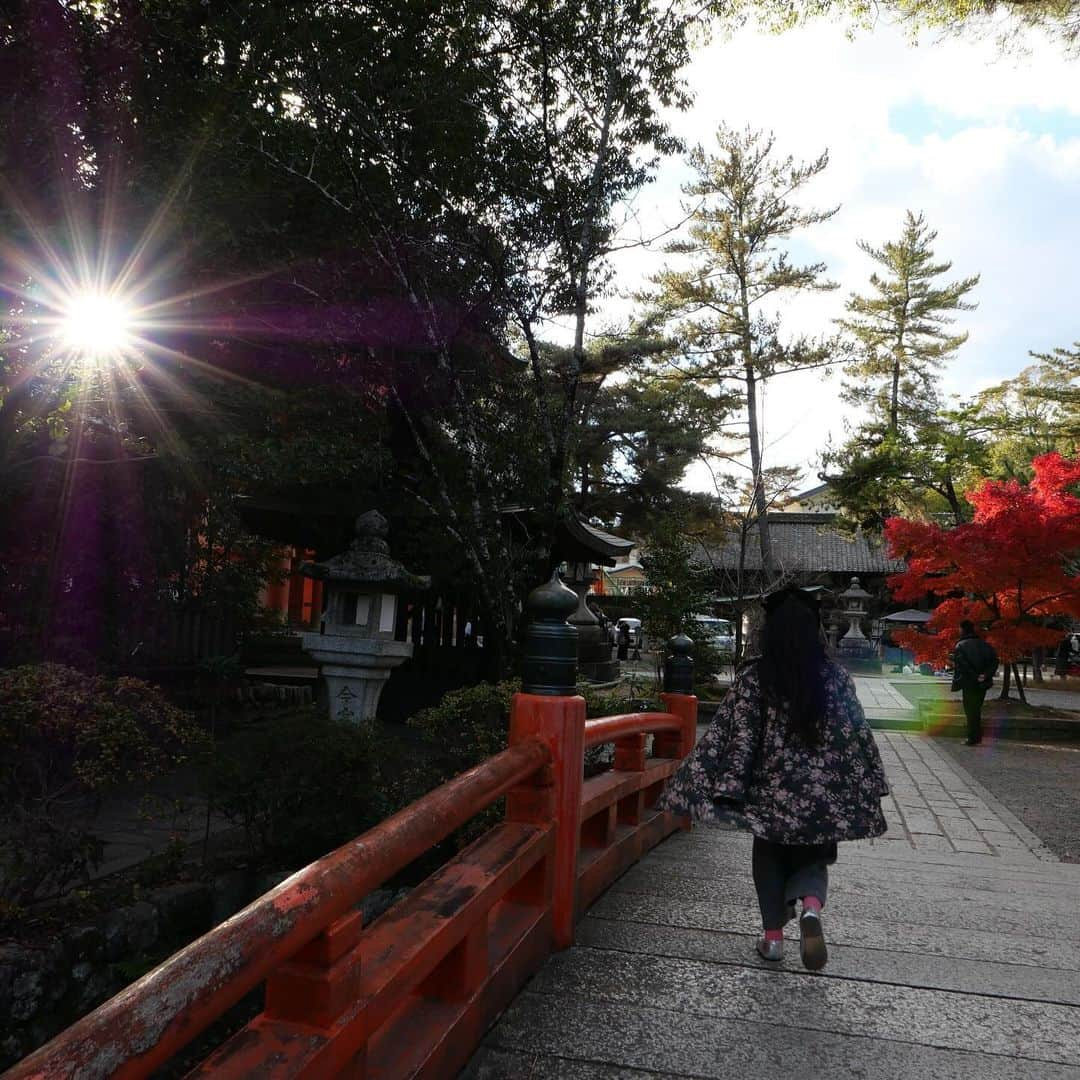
[9,582,698,1079]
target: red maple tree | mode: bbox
[883,453,1080,689]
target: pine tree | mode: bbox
[839,210,979,436]
[643,126,838,583]
[1027,343,1080,444]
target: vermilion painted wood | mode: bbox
[658,692,698,759]
[192,823,554,1077]
[363,903,552,1080]
[579,758,680,821]
[577,808,680,912]
[6,741,551,1080]
[583,710,682,750]
[613,732,647,772]
[505,693,586,950]
[12,694,698,1080]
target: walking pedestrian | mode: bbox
[658,587,889,971]
[1055,635,1071,679]
[951,620,999,745]
[616,622,630,661]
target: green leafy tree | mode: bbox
[572,366,736,534]
[1023,343,1080,444]
[643,126,839,582]
[740,0,1080,54]
[824,402,991,528]
[639,515,715,678]
[976,354,1080,480]
[3,2,733,672]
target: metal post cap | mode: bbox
[664,632,695,695]
[667,633,693,657]
[522,571,579,696]
[525,571,579,623]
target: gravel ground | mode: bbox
[934,737,1080,863]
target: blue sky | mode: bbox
[602,16,1080,490]
[890,103,1080,142]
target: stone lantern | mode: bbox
[837,575,874,663]
[300,511,430,725]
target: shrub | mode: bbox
[206,707,387,866]
[0,663,205,904]
[404,680,662,795]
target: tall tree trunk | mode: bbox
[744,363,776,583]
[889,358,900,436]
[998,662,1011,700]
[1012,662,1028,704]
[1032,646,1044,683]
[944,478,964,524]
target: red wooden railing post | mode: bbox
[658,691,698,759]
[263,910,365,1030]
[506,692,585,950]
[658,631,698,759]
[505,572,585,950]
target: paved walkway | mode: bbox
[466,733,1080,1078]
[852,676,917,726]
[1022,686,1080,712]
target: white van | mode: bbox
[691,615,735,654]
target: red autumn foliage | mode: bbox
[883,453,1080,667]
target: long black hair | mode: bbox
[756,588,828,745]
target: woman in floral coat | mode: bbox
[659,587,889,971]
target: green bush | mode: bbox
[404,680,661,794]
[0,663,205,904]
[206,707,387,866]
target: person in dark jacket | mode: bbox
[951,621,998,745]
[1055,635,1071,679]
[658,587,889,972]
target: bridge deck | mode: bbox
[466,734,1080,1079]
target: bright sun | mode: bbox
[59,291,136,359]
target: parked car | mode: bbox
[691,614,735,655]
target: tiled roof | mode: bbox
[696,513,905,575]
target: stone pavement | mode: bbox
[852,676,918,728]
[1021,685,1080,712]
[466,733,1080,1079]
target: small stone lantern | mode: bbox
[837,575,873,659]
[300,511,430,725]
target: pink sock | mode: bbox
[764,928,783,942]
[802,896,822,914]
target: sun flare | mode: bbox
[59,290,136,360]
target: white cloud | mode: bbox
[608,17,1080,488]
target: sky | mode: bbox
[605,15,1080,493]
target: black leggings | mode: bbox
[752,836,837,930]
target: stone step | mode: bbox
[868,714,923,732]
[589,889,1080,970]
[526,947,1080,1066]
[662,828,1075,877]
[466,990,1080,1080]
[644,843,1080,905]
[612,858,1080,924]
[576,916,1080,1006]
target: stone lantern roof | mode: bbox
[300,511,430,592]
[839,576,873,603]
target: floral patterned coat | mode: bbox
[658,659,889,845]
